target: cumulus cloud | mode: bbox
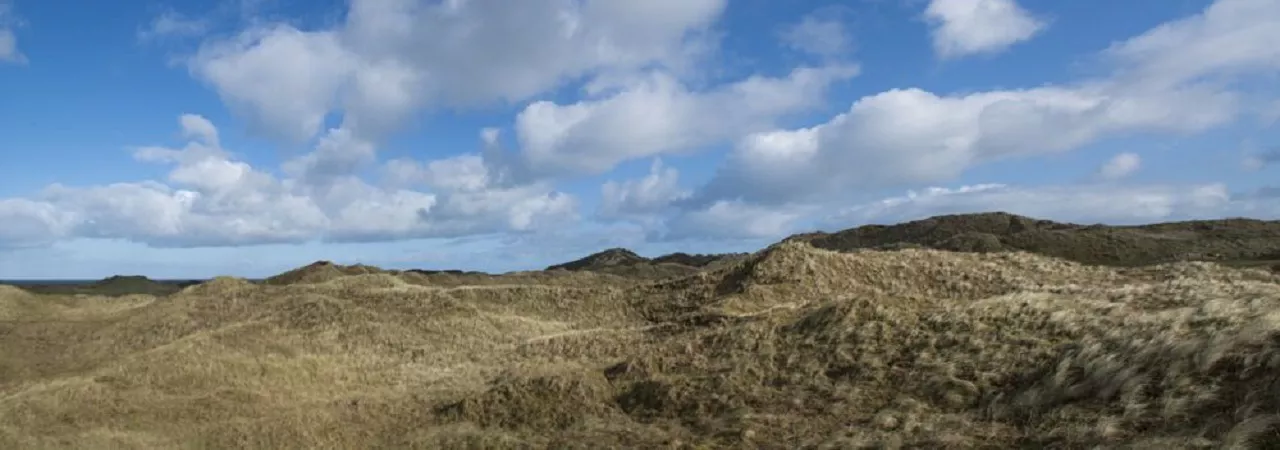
[0,199,75,248]
[173,0,852,234]
[593,0,1279,243]
[422,184,579,236]
[693,0,1275,207]
[14,0,1277,257]
[599,159,691,222]
[0,115,577,249]
[174,0,747,207]
[0,2,25,65]
[385,155,491,192]
[138,11,210,42]
[515,64,858,177]
[923,0,1045,59]
[191,26,357,143]
[663,200,811,242]
[187,0,728,145]
[0,29,19,64]
[381,128,532,195]
[281,128,378,187]
[697,85,1233,206]
[1097,152,1142,180]
[820,182,1261,230]
[1101,0,1280,89]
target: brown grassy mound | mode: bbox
[599,245,1280,448]
[794,211,1280,268]
[438,363,622,429]
[651,252,748,267]
[399,268,490,280]
[4,275,199,297]
[546,248,749,280]
[179,276,258,295]
[548,248,649,271]
[0,285,38,320]
[394,267,635,288]
[5,235,1280,448]
[263,261,386,285]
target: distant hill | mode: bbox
[17,212,1279,295]
[651,252,739,267]
[788,211,1280,269]
[10,209,1280,448]
[91,275,161,291]
[546,248,749,278]
[263,261,387,285]
[402,269,490,277]
[2,275,201,297]
[546,248,648,271]
[262,262,502,287]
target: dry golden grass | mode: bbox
[4,242,1280,448]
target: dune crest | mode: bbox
[4,213,1280,448]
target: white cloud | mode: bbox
[138,11,210,42]
[424,185,579,235]
[696,0,1274,207]
[282,127,378,186]
[178,113,219,146]
[592,158,820,242]
[339,57,424,139]
[382,128,528,193]
[663,200,810,242]
[0,29,20,64]
[13,0,1280,259]
[1102,0,1280,89]
[821,182,1262,230]
[0,2,25,65]
[342,0,728,106]
[191,26,357,143]
[636,0,1280,243]
[0,115,578,249]
[0,199,75,248]
[177,0,736,204]
[599,159,691,221]
[923,0,1045,59]
[516,64,857,176]
[37,181,320,247]
[700,84,1234,205]
[188,0,728,145]
[779,13,852,59]
[1097,152,1142,180]
[384,155,491,192]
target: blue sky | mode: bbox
[1,0,1278,279]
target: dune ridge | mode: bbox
[3,213,1280,448]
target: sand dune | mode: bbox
[4,215,1280,448]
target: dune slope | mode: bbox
[3,242,1280,448]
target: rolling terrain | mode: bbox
[3,213,1280,448]
[4,276,204,297]
[791,212,1280,269]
